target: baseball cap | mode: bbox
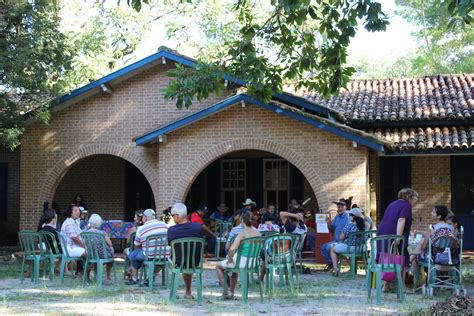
[171,203,187,217]
[143,209,156,217]
[79,206,88,213]
[332,199,346,206]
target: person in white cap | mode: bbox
[126,209,168,286]
[329,208,366,276]
[167,203,203,299]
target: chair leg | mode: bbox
[351,255,356,279]
[396,265,405,302]
[49,256,55,281]
[169,272,179,303]
[33,257,40,285]
[148,263,154,290]
[20,257,26,283]
[113,263,117,285]
[196,272,202,306]
[256,269,263,303]
[215,240,220,259]
[60,259,66,285]
[366,269,373,298]
[97,262,104,289]
[241,272,249,304]
[82,260,89,287]
[286,263,294,293]
[278,267,284,287]
[375,266,382,305]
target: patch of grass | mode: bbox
[0,261,20,279]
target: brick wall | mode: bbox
[411,156,451,231]
[0,146,20,229]
[53,155,125,220]
[18,62,370,230]
[156,105,369,213]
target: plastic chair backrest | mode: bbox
[260,230,278,237]
[144,234,168,261]
[38,231,61,255]
[81,231,111,260]
[58,233,72,257]
[345,230,367,254]
[289,232,306,255]
[170,237,205,272]
[216,222,233,238]
[18,231,44,257]
[265,233,293,265]
[128,232,136,252]
[234,236,265,270]
[370,234,405,271]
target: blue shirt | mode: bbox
[209,211,233,223]
[331,212,349,242]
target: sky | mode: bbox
[61,0,419,74]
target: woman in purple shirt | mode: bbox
[377,188,418,288]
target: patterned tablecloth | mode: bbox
[100,221,135,239]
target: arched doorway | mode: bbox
[52,154,155,221]
[185,150,319,214]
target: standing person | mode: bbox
[321,199,349,271]
[61,204,87,275]
[377,188,418,290]
[167,203,203,299]
[126,209,169,286]
[73,193,87,210]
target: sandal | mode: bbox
[223,293,234,300]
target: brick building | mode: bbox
[1,48,473,248]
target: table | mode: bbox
[100,221,135,251]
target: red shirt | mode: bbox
[190,212,204,225]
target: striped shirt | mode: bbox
[135,219,169,258]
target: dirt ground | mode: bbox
[1,258,471,315]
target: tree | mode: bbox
[133,0,391,108]
[0,0,72,149]
[393,0,473,76]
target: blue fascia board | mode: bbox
[273,93,329,117]
[135,94,245,145]
[59,50,246,105]
[240,95,385,152]
[135,93,386,152]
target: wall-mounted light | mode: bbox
[241,100,245,108]
[158,135,167,143]
[100,84,113,94]
[161,57,166,64]
[352,141,358,148]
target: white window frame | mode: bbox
[263,158,289,211]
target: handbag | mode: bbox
[378,243,403,282]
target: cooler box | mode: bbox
[315,233,332,263]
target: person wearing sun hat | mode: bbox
[329,207,366,276]
[237,198,259,227]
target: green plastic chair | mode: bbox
[38,230,62,281]
[223,236,266,303]
[18,231,49,285]
[289,232,306,282]
[264,233,295,295]
[81,232,116,288]
[58,234,85,285]
[123,232,136,279]
[215,222,233,258]
[169,237,205,305]
[337,230,368,279]
[139,234,169,290]
[366,234,405,305]
[260,230,278,237]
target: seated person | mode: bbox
[168,203,203,299]
[123,210,144,279]
[37,209,61,253]
[209,203,233,223]
[127,209,169,285]
[84,214,115,283]
[225,212,244,254]
[190,205,215,257]
[79,208,89,230]
[61,204,87,276]
[329,208,366,276]
[257,213,280,233]
[411,205,458,284]
[216,211,260,299]
[446,215,462,239]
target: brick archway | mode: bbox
[170,138,330,208]
[41,144,159,204]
